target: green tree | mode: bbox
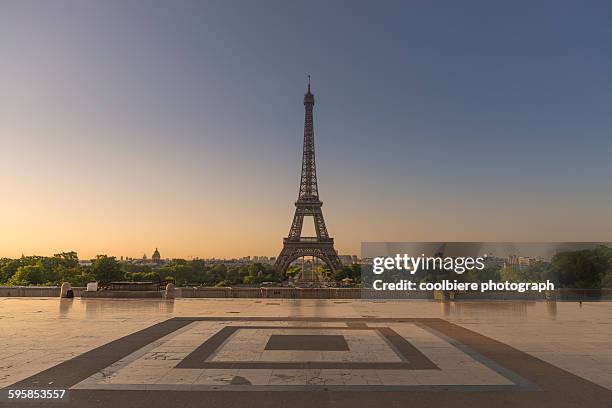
[226,267,240,284]
[334,267,348,281]
[53,251,79,268]
[600,269,612,288]
[8,263,48,285]
[0,258,21,283]
[60,266,95,286]
[286,265,300,278]
[121,264,152,274]
[91,255,123,282]
[172,264,196,285]
[552,251,601,289]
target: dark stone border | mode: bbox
[176,325,438,370]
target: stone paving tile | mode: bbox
[155,369,202,385]
[269,369,308,385]
[194,369,237,385]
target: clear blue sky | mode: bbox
[1,1,611,258]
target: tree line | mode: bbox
[402,245,612,289]
[2,246,610,288]
[0,252,362,287]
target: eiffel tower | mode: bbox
[275,78,343,277]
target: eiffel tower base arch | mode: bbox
[275,240,343,277]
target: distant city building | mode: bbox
[152,248,161,265]
[504,255,543,269]
[482,255,505,267]
[339,255,358,265]
[200,256,277,266]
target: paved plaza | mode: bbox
[0,298,611,407]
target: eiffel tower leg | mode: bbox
[287,208,305,240]
[320,247,343,272]
[312,207,330,240]
[274,246,295,275]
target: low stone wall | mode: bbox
[178,287,361,299]
[362,289,432,300]
[558,288,612,301]
[179,287,233,298]
[454,291,546,301]
[1,286,610,300]
[0,286,85,297]
[81,290,163,299]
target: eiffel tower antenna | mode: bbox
[275,80,343,277]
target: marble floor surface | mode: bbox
[0,297,610,391]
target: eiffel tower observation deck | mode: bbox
[275,78,343,277]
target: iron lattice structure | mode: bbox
[275,79,343,276]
